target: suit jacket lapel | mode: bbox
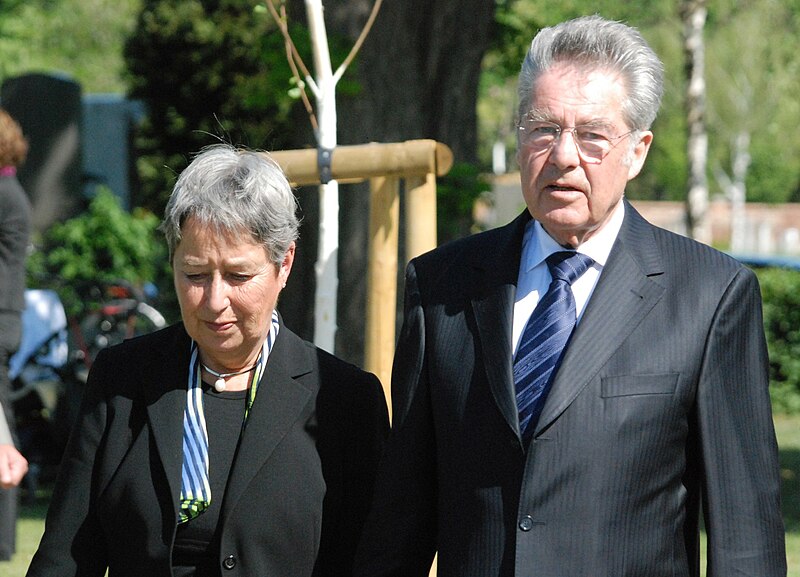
[221,327,315,515]
[534,202,666,435]
[143,326,193,510]
[471,211,530,436]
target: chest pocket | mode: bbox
[600,373,679,398]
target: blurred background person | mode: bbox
[27,144,388,577]
[0,106,32,561]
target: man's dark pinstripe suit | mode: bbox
[354,202,786,576]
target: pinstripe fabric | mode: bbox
[353,204,786,577]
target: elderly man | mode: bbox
[354,14,786,577]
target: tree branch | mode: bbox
[265,0,318,130]
[265,0,384,129]
[332,0,384,83]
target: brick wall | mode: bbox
[487,173,800,256]
[632,200,800,255]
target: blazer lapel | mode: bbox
[471,211,529,436]
[534,202,666,435]
[220,327,315,515]
[143,326,193,509]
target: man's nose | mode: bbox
[548,129,582,168]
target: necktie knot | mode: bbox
[546,251,595,285]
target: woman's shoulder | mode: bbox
[91,323,190,376]
[279,325,383,398]
[280,326,374,381]
[99,322,187,355]
[268,325,389,436]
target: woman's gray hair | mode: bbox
[161,144,299,266]
[517,15,664,131]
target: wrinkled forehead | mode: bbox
[528,63,628,125]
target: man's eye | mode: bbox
[530,124,559,137]
[577,128,609,141]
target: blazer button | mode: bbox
[518,515,534,532]
[222,555,237,570]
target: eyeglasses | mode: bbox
[517,117,634,164]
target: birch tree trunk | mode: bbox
[729,130,751,253]
[305,0,339,352]
[320,0,495,364]
[682,0,710,244]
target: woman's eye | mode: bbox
[228,273,252,283]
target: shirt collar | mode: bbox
[521,199,625,272]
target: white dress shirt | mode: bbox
[511,200,625,357]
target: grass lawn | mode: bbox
[2,414,799,576]
[775,414,800,575]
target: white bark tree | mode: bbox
[305,0,339,352]
[707,0,792,253]
[267,0,381,352]
[682,0,710,244]
[272,0,495,365]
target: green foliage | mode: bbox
[756,267,800,414]
[705,0,800,204]
[26,187,169,318]
[122,0,364,217]
[436,163,493,244]
[0,0,141,92]
[484,0,800,206]
[123,0,302,215]
[627,114,688,201]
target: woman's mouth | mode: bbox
[205,320,235,332]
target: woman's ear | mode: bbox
[279,242,296,288]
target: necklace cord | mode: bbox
[201,363,257,380]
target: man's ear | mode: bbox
[627,130,653,181]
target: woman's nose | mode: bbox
[206,277,230,311]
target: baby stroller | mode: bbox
[9,289,71,498]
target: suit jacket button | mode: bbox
[222,555,237,570]
[519,515,534,531]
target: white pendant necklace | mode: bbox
[202,364,256,392]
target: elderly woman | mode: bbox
[27,145,389,577]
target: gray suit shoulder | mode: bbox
[650,222,751,277]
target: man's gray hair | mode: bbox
[518,15,664,131]
[161,144,299,266]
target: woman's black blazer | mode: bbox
[27,321,389,577]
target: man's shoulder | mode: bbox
[651,223,747,274]
[413,213,527,268]
[625,203,748,277]
[631,221,759,302]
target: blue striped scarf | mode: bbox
[178,311,280,523]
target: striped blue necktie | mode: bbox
[514,251,594,443]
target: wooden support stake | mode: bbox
[405,172,438,263]
[364,176,400,416]
[269,139,453,186]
